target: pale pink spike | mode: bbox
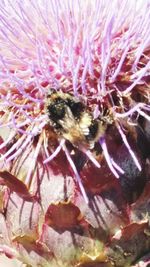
[117,124,142,171]
[6,135,32,162]
[43,139,65,164]
[111,158,125,174]
[82,149,101,168]
[99,138,120,179]
[115,103,147,119]
[62,144,89,204]
[123,60,150,95]
[0,134,27,161]
[138,109,150,121]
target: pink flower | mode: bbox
[0,0,150,266]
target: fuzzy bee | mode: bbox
[45,90,112,151]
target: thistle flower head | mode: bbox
[0,0,149,186]
[0,0,150,266]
